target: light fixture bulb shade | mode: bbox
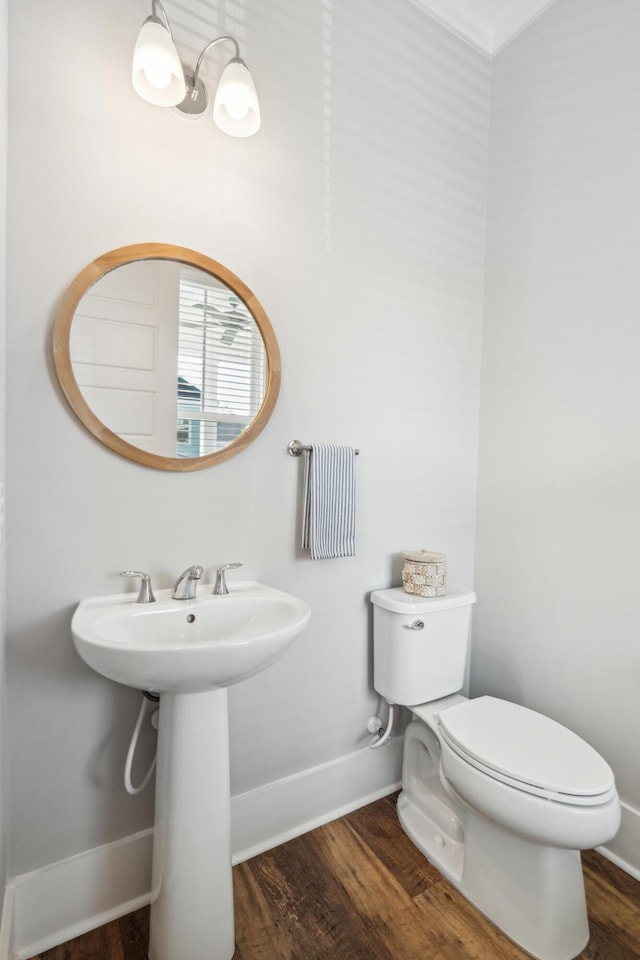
[132,17,186,107]
[213,59,261,137]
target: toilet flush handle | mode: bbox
[405,619,424,630]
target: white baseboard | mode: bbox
[598,799,640,881]
[5,739,403,960]
[231,737,403,863]
[8,828,154,960]
[0,885,14,960]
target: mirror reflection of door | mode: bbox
[70,260,179,457]
[70,262,266,459]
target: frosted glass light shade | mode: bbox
[213,59,260,137]
[132,18,186,107]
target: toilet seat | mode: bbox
[437,696,616,806]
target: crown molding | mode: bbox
[408,0,558,57]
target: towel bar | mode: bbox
[287,440,359,457]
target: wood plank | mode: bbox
[414,877,540,960]
[233,857,301,960]
[582,862,640,960]
[309,815,479,959]
[583,849,640,903]
[234,829,394,960]
[36,916,127,960]
[345,794,443,899]
[583,918,640,960]
[116,907,150,960]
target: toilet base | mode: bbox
[398,790,464,885]
[398,790,590,960]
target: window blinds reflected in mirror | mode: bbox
[176,267,266,458]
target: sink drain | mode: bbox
[186,614,196,623]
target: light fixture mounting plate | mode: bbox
[174,71,209,117]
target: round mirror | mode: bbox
[53,244,281,471]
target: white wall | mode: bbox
[474,0,640,874]
[5,0,489,886]
[0,0,9,940]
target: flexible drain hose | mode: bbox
[124,695,158,795]
[370,700,395,749]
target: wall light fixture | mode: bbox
[132,0,260,137]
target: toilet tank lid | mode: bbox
[438,696,615,798]
[370,583,476,613]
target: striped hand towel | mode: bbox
[301,444,356,559]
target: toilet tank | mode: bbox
[370,584,476,706]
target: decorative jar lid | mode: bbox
[402,549,446,564]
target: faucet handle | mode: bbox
[213,562,243,596]
[120,570,156,604]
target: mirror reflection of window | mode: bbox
[176,267,266,457]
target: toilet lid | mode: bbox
[438,697,615,802]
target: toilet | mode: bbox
[370,584,620,960]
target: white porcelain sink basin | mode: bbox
[72,580,311,694]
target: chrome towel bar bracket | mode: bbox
[287,440,360,457]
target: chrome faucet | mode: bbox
[213,562,243,596]
[172,564,204,600]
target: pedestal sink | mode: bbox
[72,581,311,960]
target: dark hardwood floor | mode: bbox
[35,793,640,960]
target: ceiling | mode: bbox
[408,0,559,57]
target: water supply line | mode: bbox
[124,694,159,795]
[369,699,395,749]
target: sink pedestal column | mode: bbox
[149,688,235,960]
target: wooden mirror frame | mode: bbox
[53,243,281,471]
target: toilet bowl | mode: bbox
[436,696,618,848]
[370,586,621,960]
